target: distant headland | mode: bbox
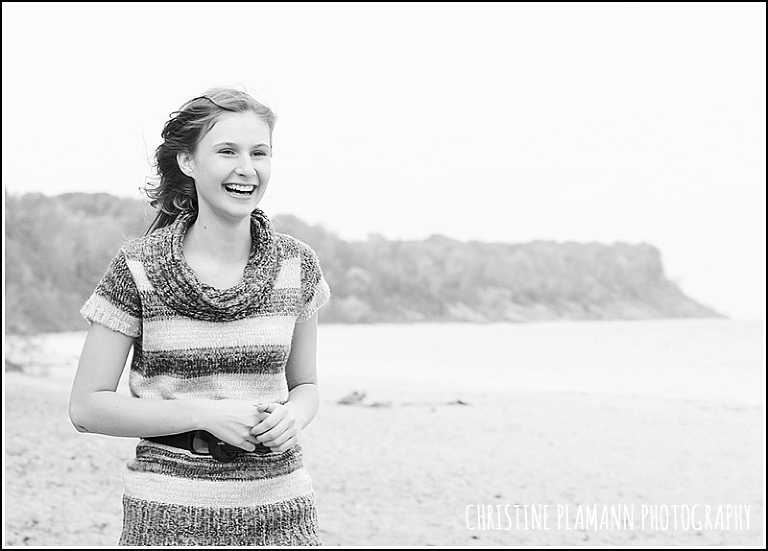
[5,192,723,335]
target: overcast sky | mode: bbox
[2,2,765,321]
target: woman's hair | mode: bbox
[144,87,277,234]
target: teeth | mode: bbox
[225,184,256,192]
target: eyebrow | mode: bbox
[213,141,271,149]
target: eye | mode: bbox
[219,149,236,155]
[252,150,268,157]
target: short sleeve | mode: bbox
[296,244,331,323]
[80,249,142,337]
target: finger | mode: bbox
[229,436,258,452]
[250,404,271,427]
[252,410,270,424]
[239,441,257,452]
[255,423,289,444]
[250,410,285,436]
[250,418,275,436]
[270,435,298,453]
[264,429,296,449]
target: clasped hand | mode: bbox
[202,399,305,454]
[250,402,306,453]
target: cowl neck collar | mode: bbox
[143,208,280,321]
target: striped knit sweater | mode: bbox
[80,208,330,546]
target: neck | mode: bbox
[183,209,253,265]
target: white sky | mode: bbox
[2,2,766,321]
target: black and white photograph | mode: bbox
[3,2,765,547]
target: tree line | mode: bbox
[4,192,722,335]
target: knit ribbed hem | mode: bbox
[80,293,141,337]
[297,278,331,322]
[118,493,321,546]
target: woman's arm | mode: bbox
[251,311,321,451]
[69,322,263,450]
[285,309,321,426]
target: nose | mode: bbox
[235,159,257,178]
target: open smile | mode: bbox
[223,183,258,197]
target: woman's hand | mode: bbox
[250,403,308,453]
[197,399,269,451]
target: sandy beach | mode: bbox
[3,325,765,546]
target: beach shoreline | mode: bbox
[4,362,763,546]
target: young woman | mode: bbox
[69,87,330,546]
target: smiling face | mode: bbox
[177,110,272,222]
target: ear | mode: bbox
[177,151,195,178]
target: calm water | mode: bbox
[9,319,764,406]
[317,318,765,405]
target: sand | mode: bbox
[4,366,763,547]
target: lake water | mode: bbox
[7,318,764,406]
[318,318,765,405]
